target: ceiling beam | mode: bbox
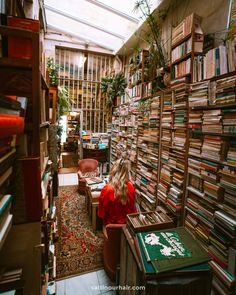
[44,4,125,40]
[85,0,139,23]
[47,24,115,52]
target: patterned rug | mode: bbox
[55,185,104,279]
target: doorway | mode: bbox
[59,109,83,173]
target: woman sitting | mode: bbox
[98,158,136,225]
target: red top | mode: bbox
[98,181,136,225]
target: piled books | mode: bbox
[214,210,236,241]
[172,80,189,109]
[167,172,184,212]
[174,110,187,128]
[189,138,202,156]
[188,110,202,132]
[172,129,187,149]
[161,129,172,145]
[222,109,236,134]
[201,135,223,161]
[212,75,236,105]
[189,81,209,107]
[209,260,235,295]
[202,110,222,133]
[188,157,202,176]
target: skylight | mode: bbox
[44,0,160,53]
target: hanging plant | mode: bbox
[101,73,127,121]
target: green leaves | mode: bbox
[57,86,71,118]
[101,73,127,108]
[132,0,168,72]
[47,57,60,86]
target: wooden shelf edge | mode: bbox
[0,57,32,69]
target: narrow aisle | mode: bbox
[56,173,115,294]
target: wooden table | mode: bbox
[85,179,106,231]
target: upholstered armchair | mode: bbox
[77,159,99,194]
[103,224,124,281]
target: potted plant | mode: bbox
[101,73,127,121]
[57,86,71,138]
[133,0,169,82]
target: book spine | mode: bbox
[0,115,24,139]
[0,194,12,216]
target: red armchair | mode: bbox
[77,159,99,194]
[102,224,124,281]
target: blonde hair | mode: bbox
[109,158,130,204]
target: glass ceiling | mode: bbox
[44,0,161,54]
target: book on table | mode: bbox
[86,177,104,185]
[137,227,210,274]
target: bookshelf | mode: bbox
[171,13,203,82]
[0,23,54,294]
[128,49,149,100]
[110,103,138,182]
[135,94,160,211]
[184,72,236,294]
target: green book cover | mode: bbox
[136,234,210,275]
[137,227,210,274]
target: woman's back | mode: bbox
[98,180,136,225]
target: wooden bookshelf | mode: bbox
[0,22,54,295]
[171,13,203,82]
[184,71,236,294]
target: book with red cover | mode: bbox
[0,115,24,139]
[7,16,39,59]
[19,157,42,222]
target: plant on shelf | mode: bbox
[57,86,71,139]
[133,0,169,80]
[47,57,60,86]
[57,86,71,118]
[101,73,127,121]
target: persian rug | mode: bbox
[55,185,103,279]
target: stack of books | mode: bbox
[222,109,236,134]
[161,129,172,145]
[188,157,202,176]
[188,81,209,107]
[0,194,13,251]
[189,138,202,156]
[188,110,202,132]
[209,260,235,295]
[213,75,236,105]
[172,80,189,109]
[202,110,222,133]
[172,129,187,149]
[201,135,223,161]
